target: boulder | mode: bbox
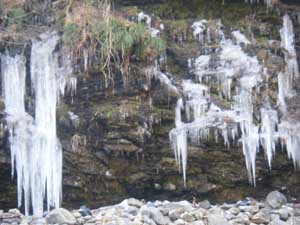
[207,214,230,225]
[46,208,77,225]
[266,191,287,209]
[141,206,171,225]
[198,200,211,209]
[127,198,144,208]
[270,219,289,225]
[251,208,271,224]
[287,217,300,225]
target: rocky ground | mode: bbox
[0,191,300,225]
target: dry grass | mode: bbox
[65,0,116,86]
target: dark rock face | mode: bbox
[1,0,300,212]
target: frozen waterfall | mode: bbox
[1,32,75,217]
[1,54,34,215]
[277,14,300,170]
[29,32,63,216]
[278,14,299,112]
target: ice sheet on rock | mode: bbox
[173,16,300,188]
[244,0,273,7]
[57,52,77,97]
[277,14,300,169]
[182,80,209,121]
[138,12,151,27]
[278,120,300,168]
[170,24,268,186]
[1,54,27,117]
[278,14,299,112]
[144,64,179,96]
[232,31,251,45]
[192,20,208,44]
[194,55,211,82]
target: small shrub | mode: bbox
[62,0,166,87]
[7,7,27,26]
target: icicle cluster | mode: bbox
[278,14,299,112]
[276,14,300,169]
[170,15,300,187]
[244,0,273,7]
[143,63,179,96]
[1,32,76,217]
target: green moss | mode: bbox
[62,23,81,47]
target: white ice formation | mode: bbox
[170,15,300,187]
[1,32,76,217]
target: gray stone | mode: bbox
[174,219,185,225]
[141,206,171,225]
[239,205,259,214]
[191,221,205,225]
[46,208,77,225]
[181,212,195,222]
[235,213,250,224]
[207,214,230,225]
[271,219,289,225]
[266,191,287,209]
[294,205,300,216]
[163,202,193,212]
[190,209,206,220]
[169,208,184,221]
[73,212,82,218]
[31,218,47,225]
[271,213,281,221]
[141,215,157,225]
[199,200,211,209]
[278,208,290,221]
[221,203,235,210]
[251,208,271,224]
[287,216,300,225]
[209,207,223,215]
[124,206,139,216]
[83,215,92,220]
[20,216,33,224]
[8,209,22,216]
[228,207,240,215]
[127,198,144,208]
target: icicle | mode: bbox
[194,55,210,82]
[277,14,300,169]
[232,31,251,45]
[83,48,88,72]
[191,20,208,44]
[260,108,278,169]
[245,0,273,7]
[240,122,260,186]
[143,64,179,96]
[1,53,33,215]
[1,31,75,217]
[170,17,300,187]
[170,23,265,186]
[278,14,299,112]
